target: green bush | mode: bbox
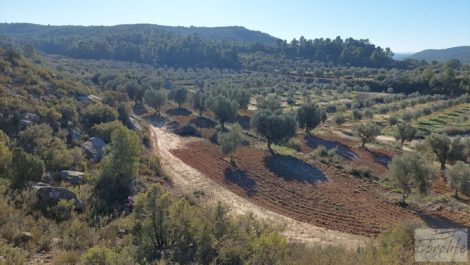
[81,246,118,265]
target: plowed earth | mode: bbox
[170,140,418,237]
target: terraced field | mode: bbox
[415,103,470,135]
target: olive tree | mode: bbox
[218,124,242,164]
[388,152,435,205]
[447,161,470,197]
[144,89,167,115]
[394,122,417,149]
[207,96,239,130]
[192,90,206,116]
[251,109,297,154]
[257,95,281,111]
[296,104,323,135]
[169,87,188,108]
[425,134,465,170]
[354,122,381,148]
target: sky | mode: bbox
[1,0,469,53]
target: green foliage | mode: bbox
[388,115,399,126]
[10,148,44,189]
[218,124,242,161]
[354,122,381,148]
[334,114,346,125]
[257,95,281,111]
[191,90,206,116]
[352,109,362,120]
[81,246,118,265]
[296,103,324,134]
[94,126,141,214]
[0,240,27,265]
[447,161,470,196]
[425,133,452,170]
[393,123,417,148]
[251,109,297,154]
[249,232,287,265]
[388,152,436,204]
[0,130,12,179]
[90,120,125,143]
[82,103,118,128]
[169,87,188,108]
[144,89,167,114]
[207,96,239,129]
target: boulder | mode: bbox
[128,116,142,131]
[68,128,81,146]
[18,113,40,130]
[20,113,40,123]
[81,137,106,162]
[59,170,84,185]
[78,94,102,103]
[18,119,34,130]
[15,232,32,245]
[33,184,83,211]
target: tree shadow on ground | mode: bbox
[190,116,217,129]
[236,115,251,130]
[166,108,192,116]
[224,167,257,196]
[368,150,391,166]
[132,104,148,115]
[145,114,169,128]
[305,135,357,160]
[415,210,469,230]
[264,154,328,184]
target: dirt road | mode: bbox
[150,126,369,249]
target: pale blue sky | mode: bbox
[1,0,469,52]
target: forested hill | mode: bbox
[152,25,279,44]
[406,46,470,64]
[0,23,396,68]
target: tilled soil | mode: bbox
[171,141,418,237]
[299,133,396,175]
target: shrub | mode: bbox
[81,246,118,265]
[352,109,362,120]
[82,103,118,128]
[90,120,125,143]
[334,115,346,125]
[10,148,44,189]
[285,138,301,152]
[52,250,81,265]
[218,124,243,162]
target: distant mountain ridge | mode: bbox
[406,46,470,64]
[0,23,279,44]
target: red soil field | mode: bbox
[171,140,419,237]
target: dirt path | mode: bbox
[150,126,369,249]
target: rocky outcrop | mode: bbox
[68,128,81,146]
[81,137,106,161]
[59,170,84,185]
[18,112,39,130]
[33,183,83,211]
[128,116,142,131]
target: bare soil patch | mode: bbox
[150,126,369,249]
[170,140,418,237]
